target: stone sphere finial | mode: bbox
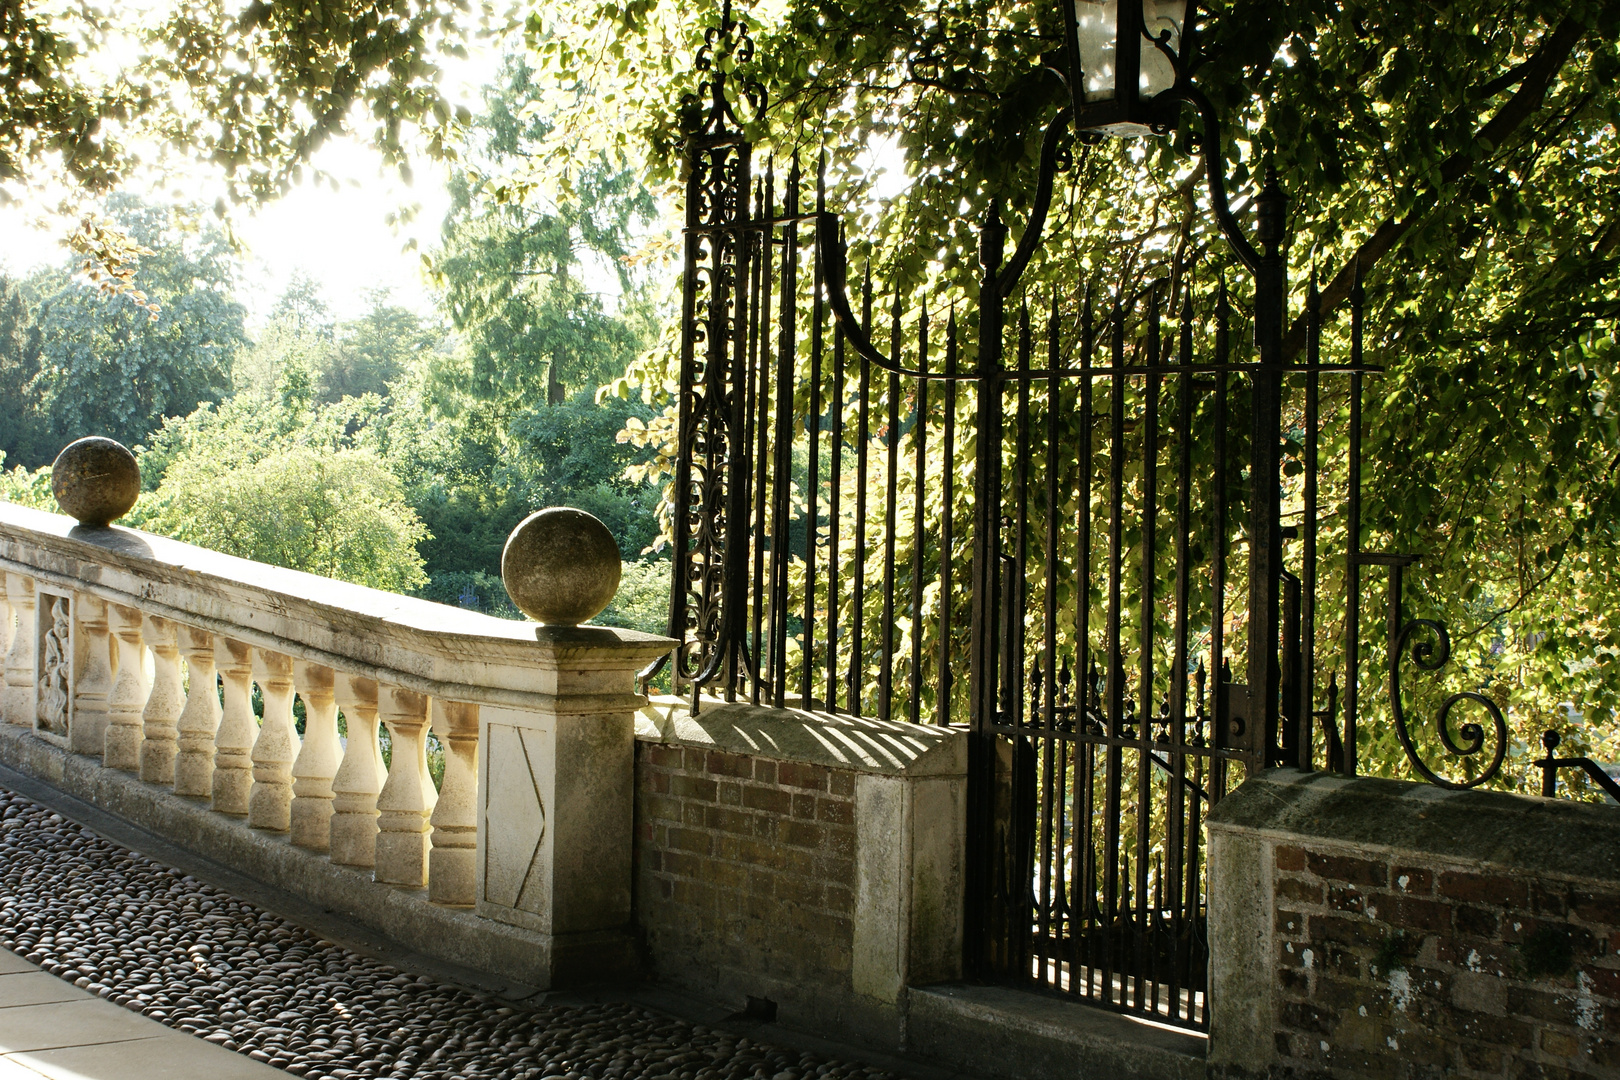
[501,507,622,626]
[51,436,141,528]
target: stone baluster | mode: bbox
[375,685,436,887]
[102,603,148,769]
[249,649,299,831]
[290,663,341,851]
[138,615,183,785]
[212,638,256,815]
[428,700,479,906]
[3,573,36,726]
[70,594,114,756]
[330,675,384,868]
[174,627,221,797]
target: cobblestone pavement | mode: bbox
[0,786,904,1080]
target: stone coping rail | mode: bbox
[636,696,966,777]
[0,501,673,986]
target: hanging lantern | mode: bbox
[1064,0,1192,136]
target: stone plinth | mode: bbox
[475,625,672,985]
[632,696,968,1048]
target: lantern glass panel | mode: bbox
[1073,0,1119,103]
[1140,0,1187,98]
[1073,0,1187,103]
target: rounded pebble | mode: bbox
[0,786,899,1080]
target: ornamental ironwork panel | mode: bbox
[654,8,1517,1033]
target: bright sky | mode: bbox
[0,28,912,336]
[0,17,507,331]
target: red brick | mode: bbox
[753,760,777,785]
[660,849,704,877]
[1275,909,1306,935]
[649,770,670,794]
[1532,881,1570,918]
[1385,896,1452,933]
[1455,905,1499,938]
[781,820,824,849]
[1581,964,1620,1000]
[718,781,743,806]
[1437,938,1515,977]
[706,750,754,778]
[643,794,683,824]
[778,761,829,790]
[682,748,707,770]
[1438,871,1527,908]
[704,805,759,836]
[828,771,855,796]
[792,793,817,819]
[1392,867,1434,894]
[741,786,791,815]
[1507,987,1577,1026]
[671,775,719,802]
[641,744,679,768]
[1307,852,1387,888]
[817,798,855,826]
[1572,890,1620,927]
[1311,915,1381,948]
[824,885,853,914]
[826,826,855,859]
[1326,885,1365,915]
[1276,845,1307,872]
[666,827,713,855]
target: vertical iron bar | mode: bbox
[1344,261,1364,776]
[1168,292,1194,1020]
[1135,287,1161,1012]
[1072,289,1095,998]
[967,203,1008,979]
[1301,270,1320,770]
[1038,294,1061,985]
[1009,300,1034,985]
[1102,298,1126,1007]
[803,160,825,709]
[940,314,958,727]
[881,290,902,722]
[750,171,774,705]
[826,227,845,713]
[851,269,872,715]
[769,162,800,709]
[1210,280,1230,801]
[910,307,929,724]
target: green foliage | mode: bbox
[431,57,661,406]
[235,283,440,405]
[0,456,52,510]
[595,557,671,635]
[523,0,1620,784]
[141,444,429,592]
[0,197,247,469]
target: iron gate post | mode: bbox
[966,202,1009,980]
[1247,168,1289,770]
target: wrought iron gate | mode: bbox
[652,6,1508,1033]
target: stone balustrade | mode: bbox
[0,499,671,986]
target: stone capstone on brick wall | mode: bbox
[1208,769,1620,1080]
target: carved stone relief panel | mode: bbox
[34,589,72,743]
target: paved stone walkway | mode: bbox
[0,785,906,1080]
[0,944,284,1080]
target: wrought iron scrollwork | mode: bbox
[1385,577,1508,790]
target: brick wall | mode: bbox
[1270,842,1618,1078]
[1209,770,1620,1080]
[634,742,860,1006]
